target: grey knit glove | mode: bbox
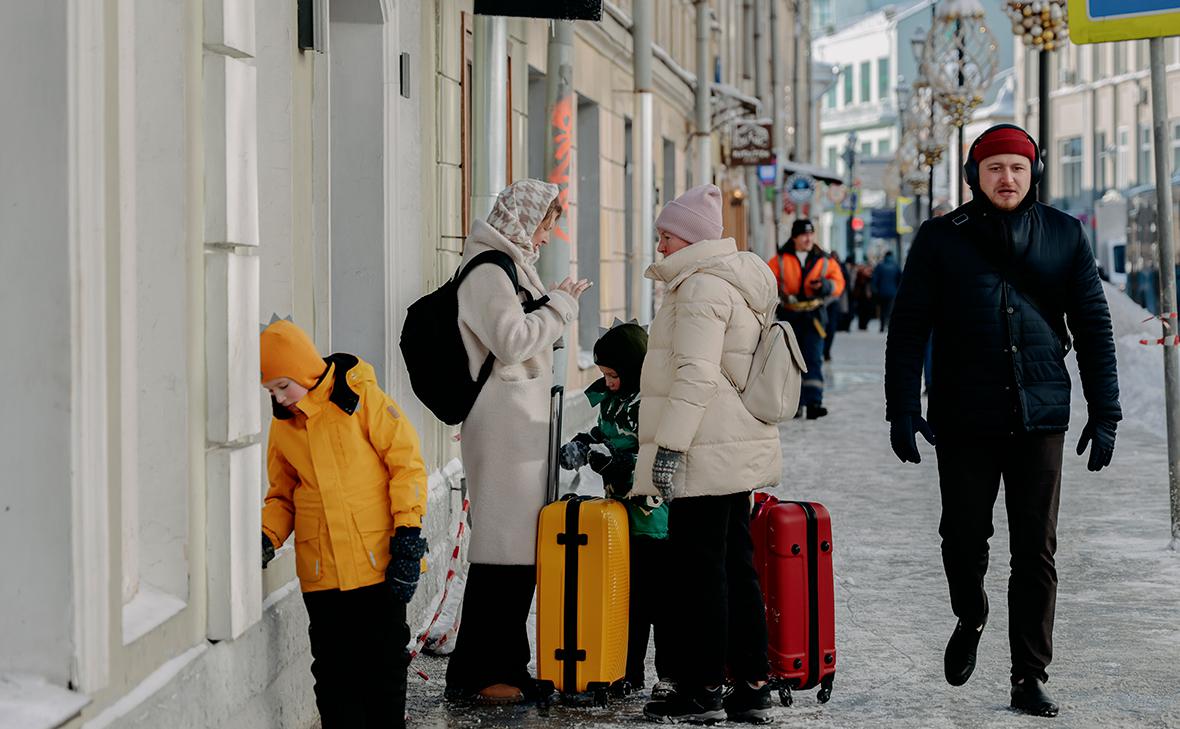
[559,440,590,471]
[651,447,683,502]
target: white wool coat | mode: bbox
[457,219,577,564]
[632,238,783,499]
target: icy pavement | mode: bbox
[400,318,1180,728]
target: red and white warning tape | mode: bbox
[407,497,470,681]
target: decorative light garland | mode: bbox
[1004,0,1069,53]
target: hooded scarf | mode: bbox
[592,322,648,394]
[485,178,561,265]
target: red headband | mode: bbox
[972,128,1037,164]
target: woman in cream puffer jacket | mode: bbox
[634,184,783,724]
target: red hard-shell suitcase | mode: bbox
[751,493,836,706]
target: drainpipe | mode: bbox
[770,0,783,248]
[694,0,712,186]
[539,21,574,290]
[634,0,655,322]
[538,20,575,388]
[471,16,508,220]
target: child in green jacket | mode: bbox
[559,321,672,695]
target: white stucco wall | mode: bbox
[0,0,75,686]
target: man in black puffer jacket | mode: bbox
[885,125,1120,718]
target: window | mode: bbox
[1170,38,1180,66]
[1092,44,1105,79]
[878,57,890,102]
[1113,43,1125,75]
[1060,136,1083,202]
[1094,130,1108,194]
[878,138,892,156]
[826,83,837,109]
[842,64,853,105]
[1117,127,1130,188]
[1137,41,1149,71]
[1172,122,1180,173]
[860,141,872,158]
[1139,124,1154,185]
[827,146,839,173]
[859,60,872,103]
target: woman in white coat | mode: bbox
[630,184,783,724]
[444,179,591,705]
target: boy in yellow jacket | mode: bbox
[259,320,428,729]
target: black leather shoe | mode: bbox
[944,600,988,686]
[1011,677,1059,717]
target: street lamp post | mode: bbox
[843,131,858,261]
[1004,1,1069,203]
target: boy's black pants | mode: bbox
[302,580,409,729]
[665,491,769,689]
[935,432,1064,683]
[626,536,672,687]
[445,563,536,694]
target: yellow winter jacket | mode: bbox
[261,354,428,593]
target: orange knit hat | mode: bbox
[260,320,326,388]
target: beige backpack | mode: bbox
[739,315,809,424]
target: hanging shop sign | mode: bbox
[1067,0,1180,43]
[474,0,602,20]
[729,122,775,165]
[785,173,815,204]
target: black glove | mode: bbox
[890,414,936,464]
[262,533,276,569]
[651,447,683,502]
[587,448,613,475]
[559,440,590,470]
[387,527,427,604]
[1076,418,1116,472]
[573,431,597,448]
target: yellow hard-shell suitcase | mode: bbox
[536,496,630,700]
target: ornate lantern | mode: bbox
[1004,0,1069,53]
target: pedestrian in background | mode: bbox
[558,321,673,697]
[444,179,591,705]
[823,249,849,361]
[632,184,781,724]
[885,124,1121,718]
[853,258,876,330]
[259,319,429,729]
[769,218,846,419]
[870,250,902,332]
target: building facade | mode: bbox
[0,2,797,727]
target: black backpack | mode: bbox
[400,250,546,425]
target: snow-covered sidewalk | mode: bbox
[401,298,1180,728]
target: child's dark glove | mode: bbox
[387,526,427,604]
[587,448,613,474]
[559,440,590,470]
[261,533,276,569]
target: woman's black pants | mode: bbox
[445,563,537,694]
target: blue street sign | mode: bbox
[1069,0,1180,43]
[757,164,777,186]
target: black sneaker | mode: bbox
[945,598,988,686]
[644,686,725,724]
[806,405,828,420]
[724,682,774,724]
[1011,677,1059,717]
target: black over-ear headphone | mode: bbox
[963,123,1045,188]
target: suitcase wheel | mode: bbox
[778,687,793,707]
[817,676,833,704]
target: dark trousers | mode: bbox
[877,295,896,332]
[666,491,769,689]
[627,536,673,687]
[445,563,536,694]
[935,433,1064,683]
[784,312,825,407]
[856,298,874,330]
[823,302,841,359]
[302,581,409,729]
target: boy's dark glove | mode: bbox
[574,431,598,447]
[387,526,427,604]
[587,448,613,475]
[261,533,275,569]
[1076,418,1116,472]
[559,441,590,470]
[890,414,936,464]
[651,447,683,502]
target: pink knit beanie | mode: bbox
[655,184,724,244]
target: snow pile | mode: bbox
[1069,283,1169,433]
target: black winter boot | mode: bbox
[1011,677,1059,717]
[644,685,725,724]
[723,682,774,724]
[805,405,828,420]
[944,598,988,686]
